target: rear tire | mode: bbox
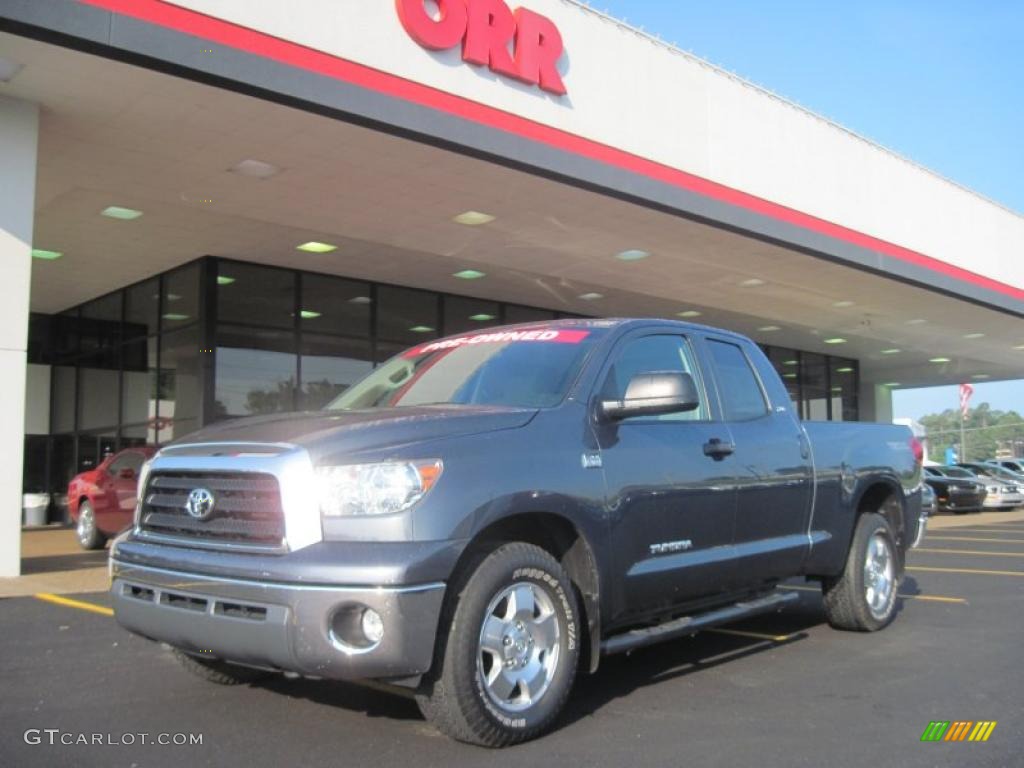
[76,502,106,551]
[822,512,900,632]
[416,542,580,747]
[171,649,270,685]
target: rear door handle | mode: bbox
[703,438,735,459]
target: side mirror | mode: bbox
[600,371,701,421]
[118,468,136,481]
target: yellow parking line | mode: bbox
[780,584,966,604]
[915,548,1024,558]
[706,628,794,642]
[908,566,1024,578]
[34,593,114,617]
[927,536,1024,544]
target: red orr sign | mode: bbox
[396,0,568,95]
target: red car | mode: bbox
[68,446,156,550]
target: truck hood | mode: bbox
[171,405,538,460]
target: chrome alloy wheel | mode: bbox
[77,506,95,546]
[477,582,561,713]
[863,533,895,619]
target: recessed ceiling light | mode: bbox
[217,276,236,286]
[963,332,985,339]
[906,318,927,325]
[784,360,798,366]
[578,292,604,301]
[831,386,843,392]
[740,278,765,287]
[31,248,62,260]
[469,313,497,322]
[349,296,372,304]
[0,56,24,83]
[453,211,496,226]
[101,205,144,220]
[833,300,855,308]
[453,269,486,280]
[824,338,847,345]
[229,158,281,179]
[758,325,781,332]
[166,293,182,302]
[880,348,900,355]
[930,357,951,364]
[300,310,322,319]
[1015,344,1024,351]
[162,313,190,321]
[882,382,901,388]
[677,310,702,318]
[783,373,797,379]
[409,325,435,334]
[297,241,337,254]
[835,367,854,374]
[972,374,990,380]
[615,249,650,262]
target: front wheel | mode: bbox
[416,542,580,747]
[822,512,900,631]
[76,501,107,550]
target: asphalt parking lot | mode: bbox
[2,518,1022,768]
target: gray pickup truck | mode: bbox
[110,319,924,746]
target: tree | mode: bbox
[919,403,1024,462]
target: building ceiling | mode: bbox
[2,32,1022,389]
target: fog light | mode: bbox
[361,608,384,645]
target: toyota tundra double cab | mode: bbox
[110,319,924,746]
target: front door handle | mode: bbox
[703,438,735,459]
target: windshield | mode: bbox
[942,467,974,478]
[327,327,605,411]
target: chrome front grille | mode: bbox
[139,471,285,547]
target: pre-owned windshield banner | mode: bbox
[404,329,590,357]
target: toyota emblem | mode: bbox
[186,488,216,520]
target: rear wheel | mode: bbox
[822,512,900,631]
[76,501,106,550]
[416,542,580,747]
[171,649,270,685]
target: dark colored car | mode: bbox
[923,466,986,514]
[110,319,921,746]
[68,447,156,550]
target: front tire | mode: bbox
[76,501,106,550]
[417,542,580,747]
[822,512,900,631]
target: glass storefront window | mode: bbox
[801,352,829,421]
[160,326,202,432]
[218,262,296,330]
[78,367,120,430]
[216,325,297,418]
[377,285,438,344]
[505,305,556,325]
[300,274,371,337]
[162,264,200,332]
[51,366,77,433]
[830,358,859,422]
[443,296,501,335]
[80,292,122,362]
[125,278,160,340]
[299,334,373,410]
[122,335,157,432]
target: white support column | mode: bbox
[0,97,39,578]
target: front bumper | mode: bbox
[982,492,1024,509]
[111,560,445,682]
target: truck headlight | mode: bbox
[133,459,154,527]
[317,460,443,517]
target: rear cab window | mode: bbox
[705,339,770,422]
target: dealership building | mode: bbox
[1,0,1021,576]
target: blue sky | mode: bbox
[597,0,1024,421]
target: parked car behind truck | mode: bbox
[68,446,156,549]
[110,319,923,746]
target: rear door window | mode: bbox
[706,340,769,422]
